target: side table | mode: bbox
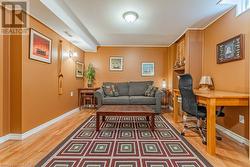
[78,87,100,109]
[161,89,170,109]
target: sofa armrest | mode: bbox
[155,90,163,113]
[94,88,105,108]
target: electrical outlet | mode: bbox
[239,115,244,124]
[70,91,74,97]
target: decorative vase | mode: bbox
[87,80,93,88]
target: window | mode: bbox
[245,0,250,8]
[237,0,250,16]
[219,0,250,16]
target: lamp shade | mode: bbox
[162,79,167,89]
[199,76,213,86]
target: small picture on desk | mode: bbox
[75,61,84,78]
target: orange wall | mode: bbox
[3,35,10,136]
[166,44,177,90]
[0,8,10,136]
[85,47,168,87]
[10,35,22,133]
[203,8,250,138]
[0,13,85,136]
[19,16,85,133]
[0,29,3,136]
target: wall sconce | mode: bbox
[73,52,78,57]
[68,50,78,58]
[69,50,73,58]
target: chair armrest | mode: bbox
[155,90,163,113]
[94,88,105,108]
[155,90,163,98]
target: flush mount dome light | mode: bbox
[123,11,139,23]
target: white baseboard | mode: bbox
[1,108,248,147]
[0,134,11,144]
[0,108,80,144]
[216,124,249,146]
[166,107,249,146]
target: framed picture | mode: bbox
[217,34,244,64]
[75,61,84,78]
[110,57,123,71]
[142,62,155,76]
[29,28,52,64]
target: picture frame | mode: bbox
[75,61,84,78]
[216,34,244,64]
[110,56,123,71]
[142,62,155,76]
[29,28,52,64]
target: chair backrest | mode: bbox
[178,74,198,116]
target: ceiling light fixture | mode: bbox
[123,11,139,23]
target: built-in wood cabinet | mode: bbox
[172,30,203,89]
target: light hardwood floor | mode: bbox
[0,109,249,167]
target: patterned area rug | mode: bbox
[36,115,212,167]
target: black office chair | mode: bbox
[178,74,225,145]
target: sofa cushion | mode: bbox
[103,96,130,105]
[129,81,154,96]
[129,96,156,105]
[116,82,129,96]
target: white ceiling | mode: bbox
[30,0,233,51]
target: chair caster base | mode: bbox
[216,136,222,141]
[202,140,207,145]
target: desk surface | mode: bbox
[173,88,249,155]
[174,89,249,99]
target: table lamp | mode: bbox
[162,79,167,90]
[199,76,214,91]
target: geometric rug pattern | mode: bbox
[36,115,212,167]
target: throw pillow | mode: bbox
[149,87,158,97]
[102,84,120,97]
[102,85,114,96]
[112,84,119,97]
[145,85,154,96]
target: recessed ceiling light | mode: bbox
[123,11,139,23]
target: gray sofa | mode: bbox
[94,81,163,113]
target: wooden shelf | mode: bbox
[173,67,185,73]
[171,30,203,89]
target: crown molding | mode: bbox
[167,6,234,47]
[99,44,169,48]
[41,0,98,52]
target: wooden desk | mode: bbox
[173,89,249,155]
[78,88,100,109]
